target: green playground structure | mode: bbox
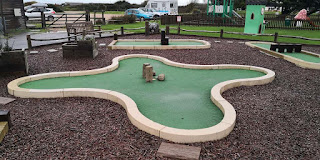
[207,0,234,18]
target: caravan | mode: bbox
[145,0,178,15]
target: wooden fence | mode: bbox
[26,11,107,29]
[161,13,245,27]
[161,13,320,30]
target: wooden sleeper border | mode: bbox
[7,54,275,143]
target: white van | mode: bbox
[145,0,178,15]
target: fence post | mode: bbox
[102,10,105,25]
[83,29,87,39]
[73,28,77,42]
[121,27,124,35]
[26,35,32,50]
[145,21,149,36]
[166,26,170,35]
[220,29,224,38]
[274,32,278,43]
[86,10,90,21]
[41,11,46,29]
[94,11,96,25]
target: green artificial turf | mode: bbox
[20,58,266,129]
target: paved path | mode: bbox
[1,31,114,50]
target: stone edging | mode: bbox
[7,54,275,143]
[108,39,211,50]
[245,41,320,70]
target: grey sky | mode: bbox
[23,0,202,6]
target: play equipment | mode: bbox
[244,0,267,34]
[294,9,319,27]
[207,0,234,18]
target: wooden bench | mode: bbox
[66,22,102,41]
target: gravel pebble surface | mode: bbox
[0,35,319,159]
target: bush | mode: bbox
[96,19,104,25]
[48,4,64,12]
[110,15,136,24]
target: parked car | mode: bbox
[139,8,167,18]
[125,9,153,21]
[25,8,56,21]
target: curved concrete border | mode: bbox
[108,39,211,50]
[7,54,275,143]
[246,41,320,70]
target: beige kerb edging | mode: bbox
[108,39,211,50]
[246,41,320,70]
[7,54,275,143]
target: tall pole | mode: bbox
[0,0,6,35]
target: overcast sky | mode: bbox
[23,0,203,6]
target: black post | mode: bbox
[145,21,149,36]
[85,10,90,21]
[177,22,181,35]
[220,29,224,38]
[94,11,96,25]
[27,35,32,50]
[166,26,170,35]
[274,32,278,43]
[102,10,105,25]
[114,33,118,40]
[41,11,46,29]
[121,26,124,35]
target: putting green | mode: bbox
[20,58,265,129]
[115,41,204,46]
[253,43,320,63]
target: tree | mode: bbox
[24,1,37,6]
[271,0,320,15]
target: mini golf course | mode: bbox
[8,54,275,143]
[247,42,320,69]
[108,39,211,50]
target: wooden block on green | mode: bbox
[157,142,201,160]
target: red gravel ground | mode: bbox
[0,35,319,159]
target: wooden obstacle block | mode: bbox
[286,44,294,53]
[157,74,165,81]
[294,44,302,52]
[0,122,8,144]
[278,45,285,53]
[157,142,201,160]
[145,66,154,83]
[142,63,150,78]
[0,110,11,128]
[270,44,278,51]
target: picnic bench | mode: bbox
[66,22,102,41]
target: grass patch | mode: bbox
[101,21,320,45]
